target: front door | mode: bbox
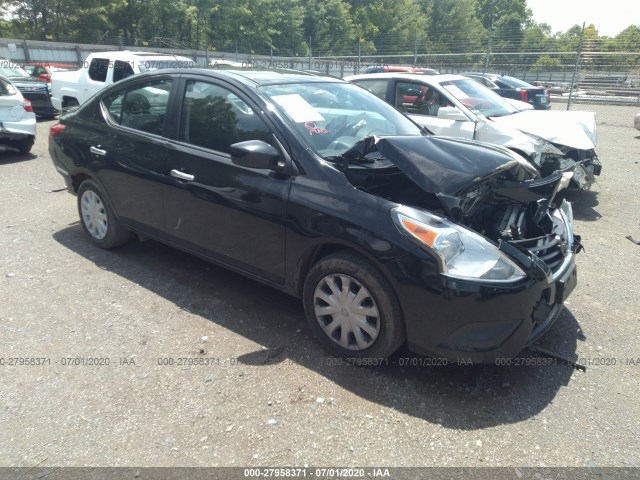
[162,77,291,283]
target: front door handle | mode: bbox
[170,169,195,181]
[90,146,107,156]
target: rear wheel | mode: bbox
[77,180,131,249]
[303,251,405,359]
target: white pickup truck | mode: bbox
[51,51,196,110]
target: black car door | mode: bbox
[91,76,174,235]
[162,76,291,284]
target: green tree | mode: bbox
[303,0,355,56]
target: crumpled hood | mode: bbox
[376,135,537,196]
[490,110,597,150]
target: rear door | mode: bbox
[162,76,291,283]
[90,76,175,235]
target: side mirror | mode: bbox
[437,106,468,121]
[230,140,283,171]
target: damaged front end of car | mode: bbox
[336,135,582,361]
[531,136,601,191]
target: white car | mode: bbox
[51,51,196,111]
[0,76,36,154]
[346,73,601,190]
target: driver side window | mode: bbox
[179,80,272,153]
[395,82,450,117]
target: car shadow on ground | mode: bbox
[561,190,601,222]
[0,151,38,164]
[53,225,584,430]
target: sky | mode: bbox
[528,0,640,37]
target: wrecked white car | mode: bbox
[346,73,601,190]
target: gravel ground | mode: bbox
[0,104,639,470]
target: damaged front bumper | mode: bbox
[536,140,601,191]
[559,156,602,190]
[385,201,580,364]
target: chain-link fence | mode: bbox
[2,30,639,115]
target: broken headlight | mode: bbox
[393,207,526,283]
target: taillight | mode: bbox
[39,74,51,83]
[518,89,528,103]
[23,99,33,112]
[49,123,65,139]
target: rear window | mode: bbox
[0,78,17,96]
[496,76,534,88]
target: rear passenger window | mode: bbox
[101,79,173,136]
[88,58,109,82]
[179,80,272,153]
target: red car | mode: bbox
[22,63,75,83]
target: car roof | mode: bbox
[84,51,194,61]
[116,67,344,88]
[346,72,466,84]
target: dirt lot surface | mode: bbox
[1,104,639,471]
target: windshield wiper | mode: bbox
[325,136,378,170]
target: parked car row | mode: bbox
[49,68,582,363]
[464,72,551,110]
[0,59,58,118]
[346,72,601,190]
[363,68,551,110]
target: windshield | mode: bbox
[261,81,422,158]
[0,64,30,78]
[439,78,517,117]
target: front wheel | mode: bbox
[77,180,131,249]
[303,251,405,359]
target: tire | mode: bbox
[303,251,405,359]
[77,180,131,249]
[14,138,34,154]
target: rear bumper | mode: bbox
[0,117,37,139]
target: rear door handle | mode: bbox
[170,169,195,181]
[90,146,106,156]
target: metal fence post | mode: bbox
[567,22,585,111]
[22,40,31,63]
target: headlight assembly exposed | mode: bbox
[393,207,526,283]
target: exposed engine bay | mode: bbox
[330,135,579,273]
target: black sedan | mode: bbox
[49,69,580,363]
[464,73,551,110]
